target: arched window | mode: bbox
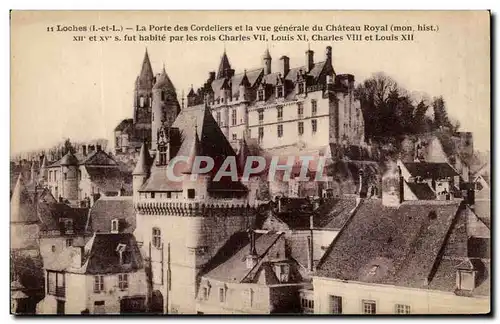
[152,228,161,249]
[140,96,145,108]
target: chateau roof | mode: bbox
[133,142,151,175]
[216,50,232,79]
[211,68,263,99]
[38,203,89,234]
[49,149,118,167]
[10,175,38,224]
[86,196,135,234]
[315,199,490,295]
[85,166,131,195]
[114,118,134,132]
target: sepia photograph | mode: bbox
[9,10,490,315]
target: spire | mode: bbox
[240,69,250,87]
[216,50,232,79]
[263,46,272,60]
[187,84,195,97]
[133,141,151,175]
[40,155,47,169]
[137,48,154,89]
[184,124,203,174]
[11,174,38,224]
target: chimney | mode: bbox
[96,144,102,152]
[82,145,87,156]
[305,50,314,72]
[279,56,290,77]
[209,71,216,81]
[307,235,314,272]
[325,46,332,62]
[246,229,258,269]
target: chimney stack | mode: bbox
[96,144,102,152]
[279,56,290,77]
[325,46,332,62]
[82,145,87,156]
[305,49,314,72]
[246,229,258,269]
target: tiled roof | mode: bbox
[114,118,134,132]
[315,199,468,293]
[313,198,358,230]
[85,166,131,195]
[76,233,143,274]
[49,150,118,167]
[86,196,135,234]
[406,182,436,200]
[403,162,458,179]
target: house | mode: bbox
[85,196,136,234]
[313,196,490,315]
[37,233,147,314]
[196,230,308,314]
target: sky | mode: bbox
[10,11,490,155]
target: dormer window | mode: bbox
[116,243,130,265]
[111,219,119,233]
[274,263,290,283]
[298,82,305,94]
[60,218,74,235]
[258,89,265,101]
[276,86,284,98]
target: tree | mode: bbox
[63,138,75,155]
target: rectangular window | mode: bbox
[152,228,161,249]
[216,111,221,125]
[311,100,317,116]
[65,239,73,247]
[329,295,342,314]
[187,188,196,199]
[232,134,237,141]
[277,106,283,121]
[118,274,128,290]
[312,119,317,133]
[298,83,305,94]
[94,275,104,293]
[258,109,264,123]
[111,219,119,233]
[258,90,264,101]
[277,124,283,138]
[231,109,237,126]
[258,127,264,140]
[277,86,284,98]
[362,300,376,314]
[202,287,209,300]
[395,304,411,314]
[47,271,57,295]
[298,122,304,135]
[219,288,226,303]
[150,192,155,199]
[94,301,105,314]
[301,297,314,313]
[297,103,303,117]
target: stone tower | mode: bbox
[59,151,79,202]
[262,47,272,75]
[151,64,180,150]
[134,49,155,132]
[134,105,256,314]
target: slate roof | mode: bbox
[72,233,143,275]
[85,166,131,195]
[141,104,247,193]
[203,232,283,283]
[315,199,471,293]
[86,196,135,234]
[313,198,358,230]
[49,150,118,167]
[403,162,458,179]
[38,203,89,234]
[115,118,134,132]
[406,182,436,200]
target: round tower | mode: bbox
[60,151,79,202]
[263,47,272,75]
[152,64,179,150]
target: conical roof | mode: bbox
[11,175,38,223]
[183,127,203,174]
[187,85,196,97]
[60,151,79,166]
[40,155,47,169]
[240,70,251,87]
[137,49,154,89]
[133,142,151,175]
[216,50,232,79]
[263,47,272,60]
[153,64,176,92]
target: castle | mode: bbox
[114,46,365,158]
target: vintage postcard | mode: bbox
[10,10,490,315]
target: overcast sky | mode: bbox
[11,11,490,155]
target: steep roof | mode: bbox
[315,199,464,291]
[137,49,154,89]
[114,118,134,132]
[406,182,437,200]
[153,65,176,92]
[38,203,89,234]
[403,162,458,179]
[11,175,38,223]
[216,50,232,79]
[133,142,151,175]
[74,233,143,275]
[59,151,79,166]
[313,198,358,230]
[86,196,135,234]
[203,232,283,283]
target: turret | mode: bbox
[39,155,48,182]
[239,70,250,102]
[152,64,179,150]
[133,142,151,201]
[182,126,210,201]
[263,48,272,75]
[59,151,79,202]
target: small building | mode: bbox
[196,230,308,314]
[37,233,147,314]
[86,196,136,234]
